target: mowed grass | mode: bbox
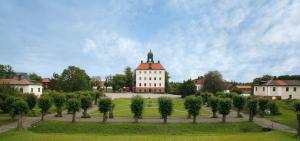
[0,121,298,141]
[265,100,297,128]
[89,98,210,118]
[0,113,15,126]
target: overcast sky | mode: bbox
[0,0,300,82]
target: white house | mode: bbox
[0,79,43,97]
[192,76,204,91]
[253,80,300,100]
[134,50,165,93]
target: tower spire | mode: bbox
[147,50,154,63]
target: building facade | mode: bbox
[192,76,204,91]
[134,50,165,93]
[0,79,43,96]
[253,80,300,100]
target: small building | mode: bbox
[253,80,300,100]
[42,78,50,89]
[192,76,204,91]
[0,79,43,97]
[134,50,165,93]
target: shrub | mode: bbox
[53,94,66,117]
[185,96,202,123]
[3,96,16,113]
[158,97,173,123]
[218,98,232,123]
[109,103,115,119]
[201,92,212,106]
[11,100,29,130]
[247,98,258,122]
[268,101,279,115]
[81,95,92,118]
[67,98,81,122]
[233,95,246,117]
[208,96,219,118]
[258,98,269,117]
[25,93,37,115]
[130,95,144,123]
[38,96,52,121]
[98,97,112,122]
[184,96,193,119]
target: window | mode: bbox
[294,87,297,92]
[149,71,151,74]
[263,87,265,91]
[154,71,156,74]
[144,83,146,87]
[154,83,156,87]
[289,95,292,99]
[149,83,151,86]
[139,71,141,74]
[273,87,276,92]
[255,87,257,91]
[144,71,146,74]
[286,87,289,92]
[159,77,161,80]
[20,88,23,93]
[159,83,161,86]
[154,77,156,80]
[139,77,142,80]
[159,71,161,74]
[31,88,33,92]
[38,88,40,92]
[139,83,141,86]
[144,77,146,80]
[149,77,151,80]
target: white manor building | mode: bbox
[134,50,165,93]
[0,78,43,97]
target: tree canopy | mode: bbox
[29,73,42,82]
[202,71,225,94]
[0,64,15,79]
[177,79,196,97]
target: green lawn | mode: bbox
[0,121,298,141]
[89,98,210,118]
[265,100,297,128]
[0,113,15,126]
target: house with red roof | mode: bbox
[192,76,204,91]
[134,50,165,93]
[0,78,43,96]
[253,79,300,99]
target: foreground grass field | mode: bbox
[0,121,297,141]
[90,98,210,117]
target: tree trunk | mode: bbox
[17,113,23,130]
[237,109,241,118]
[222,114,226,123]
[187,113,191,119]
[94,96,97,105]
[72,112,76,123]
[297,113,300,139]
[41,113,45,121]
[163,117,167,124]
[103,113,107,122]
[55,107,62,117]
[135,117,139,123]
[193,115,197,124]
[249,111,253,122]
[212,111,217,118]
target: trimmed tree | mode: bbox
[158,97,173,123]
[184,96,193,119]
[268,101,279,115]
[38,96,52,121]
[12,100,29,130]
[247,98,258,122]
[294,101,300,139]
[98,97,112,122]
[81,96,92,118]
[25,93,37,116]
[258,98,269,117]
[201,92,212,106]
[109,103,115,119]
[67,98,81,122]
[233,95,246,118]
[218,98,232,123]
[53,94,66,117]
[130,95,144,123]
[185,96,202,123]
[208,96,219,118]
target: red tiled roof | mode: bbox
[192,79,204,85]
[136,63,165,70]
[0,79,41,85]
[258,80,300,86]
[42,78,50,83]
[235,85,252,89]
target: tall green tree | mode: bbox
[202,71,225,94]
[0,64,15,79]
[258,98,269,117]
[98,97,112,122]
[67,98,81,123]
[233,95,246,118]
[184,96,193,119]
[130,95,144,123]
[29,73,42,82]
[165,71,171,93]
[38,97,52,121]
[158,97,173,123]
[59,66,91,92]
[218,98,232,123]
[25,93,37,115]
[177,79,196,98]
[49,73,61,90]
[185,96,202,123]
[112,74,126,92]
[104,75,113,91]
[124,67,133,92]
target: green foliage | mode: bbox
[247,98,258,121]
[253,75,273,84]
[218,98,232,116]
[3,96,17,113]
[184,96,193,118]
[268,101,279,115]
[294,101,300,113]
[258,98,269,117]
[233,95,246,117]
[12,100,29,115]
[158,97,173,123]
[208,96,219,118]
[130,95,144,122]
[216,92,226,98]
[29,73,42,82]
[67,98,81,122]
[201,92,212,106]
[0,64,15,79]
[184,96,202,123]
[81,96,92,118]
[25,93,37,111]
[112,74,126,92]
[177,79,196,97]
[98,97,113,122]
[202,71,225,94]
[165,71,171,93]
[124,67,133,91]
[38,97,52,120]
[53,94,66,117]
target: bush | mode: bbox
[247,98,258,122]
[268,101,279,115]
[25,93,37,115]
[53,94,66,117]
[38,96,52,120]
[184,96,193,118]
[98,97,112,122]
[233,95,246,117]
[258,98,269,117]
[3,96,16,113]
[218,98,232,123]
[67,98,81,122]
[208,96,219,118]
[185,96,202,123]
[11,100,29,130]
[158,97,173,123]
[201,92,212,106]
[130,95,144,123]
[81,95,92,118]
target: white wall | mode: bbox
[135,70,165,88]
[15,85,43,97]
